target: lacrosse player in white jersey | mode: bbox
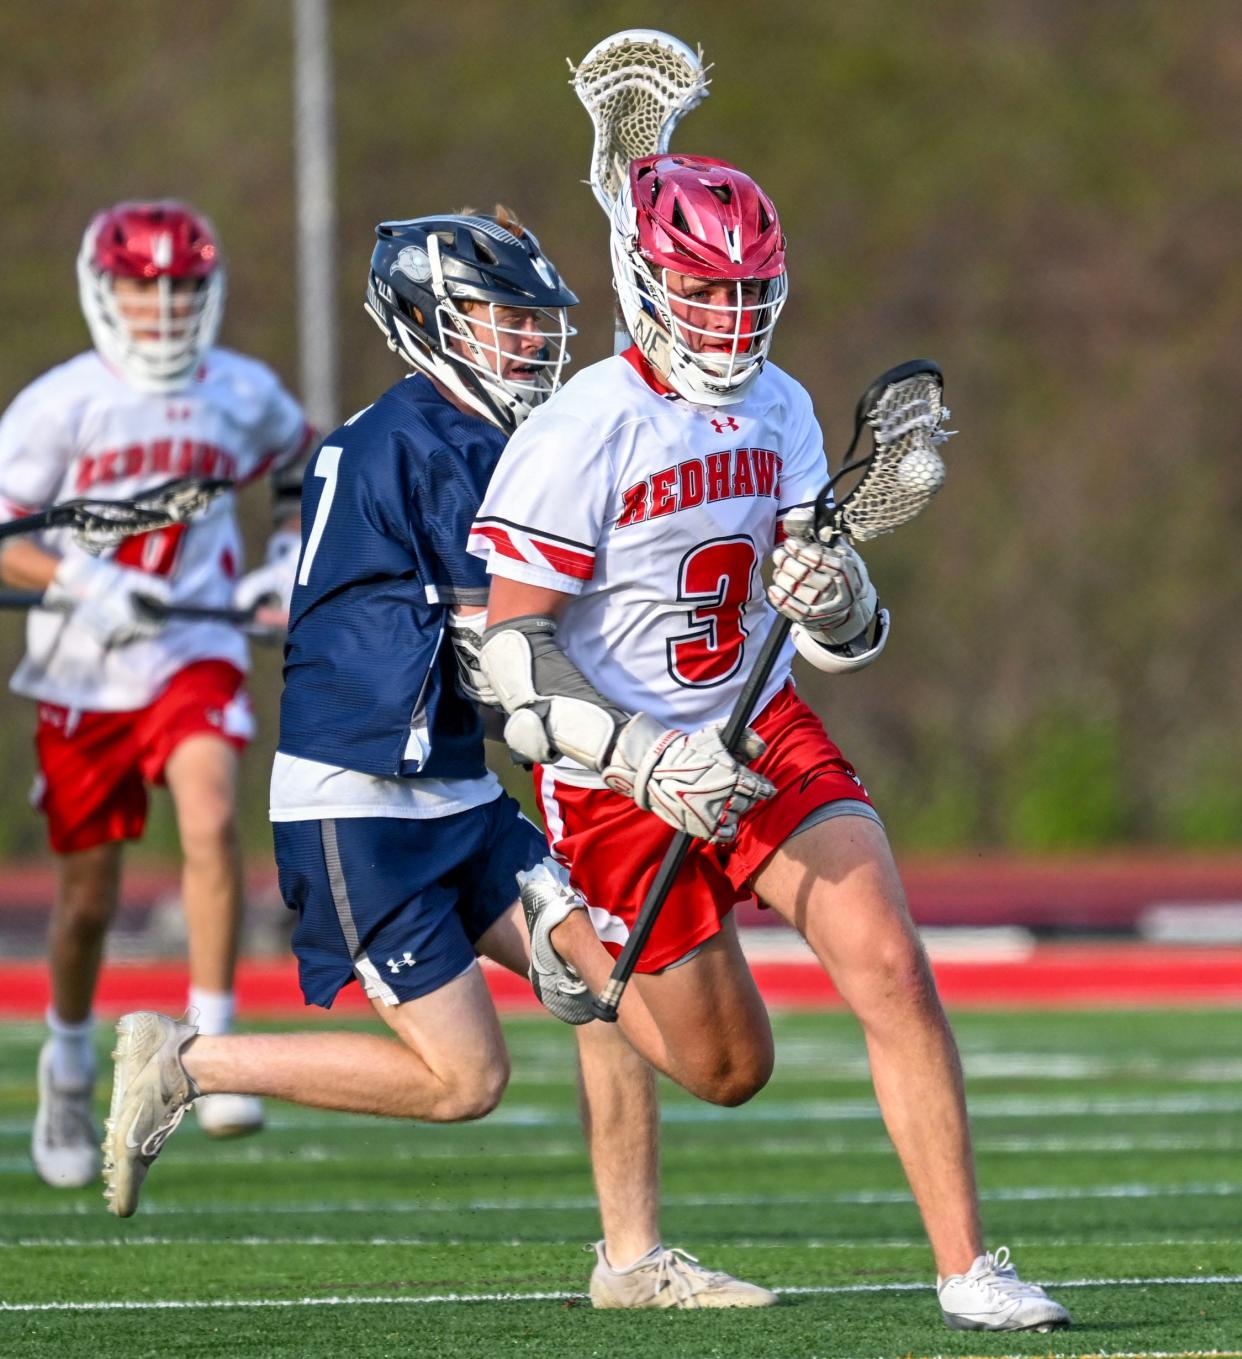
[0,200,315,1187]
[470,155,1071,1333]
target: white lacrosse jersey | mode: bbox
[0,347,313,711]
[469,350,827,785]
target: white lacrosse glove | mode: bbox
[43,555,171,648]
[603,713,776,844]
[234,530,300,614]
[447,611,500,708]
[767,507,878,646]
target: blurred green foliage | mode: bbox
[0,0,1238,860]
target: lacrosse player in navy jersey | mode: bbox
[101,207,776,1309]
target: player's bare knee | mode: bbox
[52,892,113,937]
[176,800,239,860]
[689,1042,774,1107]
[54,857,119,934]
[852,936,939,1025]
[432,1055,510,1122]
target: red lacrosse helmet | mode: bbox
[611,155,788,405]
[77,200,226,392]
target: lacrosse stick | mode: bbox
[0,476,232,555]
[570,29,710,353]
[591,359,954,1021]
[0,591,284,643]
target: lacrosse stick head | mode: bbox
[818,360,953,544]
[69,476,233,555]
[570,29,710,215]
[134,475,234,522]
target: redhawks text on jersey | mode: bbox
[0,348,312,711]
[469,350,828,782]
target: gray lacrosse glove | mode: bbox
[603,713,776,844]
[43,556,171,648]
[767,506,877,646]
[234,530,300,614]
[446,611,499,708]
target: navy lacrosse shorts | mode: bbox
[273,792,545,1007]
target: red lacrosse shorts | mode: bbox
[33,660,253,854]
[533,682,874,972]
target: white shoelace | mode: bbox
[973,1247,1049,1300]
[139,1100,191,1158]
[652,1247,728,1303]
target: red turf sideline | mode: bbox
[2,944,1242,1016]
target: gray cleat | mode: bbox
[517,857,596,1025]
[589,1240,779,1309]
[102,1012,200,1218]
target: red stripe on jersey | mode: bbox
[621,345,676,397]
[0,495,35,521]
[234,422,316,490]
[530,536,594,581]
[469,523,526,562]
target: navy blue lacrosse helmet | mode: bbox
[365,212,577,432]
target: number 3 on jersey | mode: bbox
[667,536,758,688]
[296,444,343,585]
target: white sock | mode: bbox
[188,987,236,1037]
[45,1007,95,1089]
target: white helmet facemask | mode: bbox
[77,253,226,394]
[610,181,787,407]
[427,233,574,429]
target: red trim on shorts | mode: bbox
[34,660,251,855]
[534,683,873,972]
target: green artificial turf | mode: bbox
[1,1008,1239,1357]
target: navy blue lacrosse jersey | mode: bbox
[278,374,504,779]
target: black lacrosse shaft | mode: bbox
[589,358,943,1022]
[0,590,254,627]
[0,508,73,544]
[590,610,794,1022]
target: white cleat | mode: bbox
[31,1041,99,1188]
[938,1246,1072,1332]
[517,857,596,1025]
[195,1092,265,1138]
[102,1012,200,1218]
[589,1241,779,1309]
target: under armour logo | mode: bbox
[386,951,416,974]
[710,416,739,433]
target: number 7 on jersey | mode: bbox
[296,444,343,586]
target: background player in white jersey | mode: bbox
[0,200,315,1187]
[101,207,776,1309]
[470,155,1072,1334]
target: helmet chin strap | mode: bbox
[390,312,519,433]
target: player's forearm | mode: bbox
[486,575,573,627]
[0,539,59,590]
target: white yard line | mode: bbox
[6,1180,1241,1219]
[6,1131,1237,1175]
[3,1089,1242,1141]
[0,1274,1238,1314]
